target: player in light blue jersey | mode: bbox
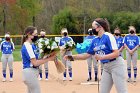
[21,26,56,93]
[0,34,15,82]
[123,26,139,82]
[64,18,127,93]
[85,28,98,81]
[59,28,73,81]
[114,27,124,57]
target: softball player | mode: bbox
[0,34,15,82]
[85,28,98,81]
[59,28,73,81]
[123,26,139,82]
[38,30,49,81]
[21,26,55,93]
[114,27,124,57]
[65,18,127,93]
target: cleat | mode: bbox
[2,78,6,82]
[87,77,92,81]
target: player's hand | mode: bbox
[129,50,133,55]
[63,55,68,61]
[95,54,103,60]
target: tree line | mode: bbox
[0,0,140,35]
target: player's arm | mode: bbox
[124,44,131,52]
[64,53,91,61]
[119,46,124,52]
[31,54,56,66]
[95,50,119,60]
[131,45,139,53]
[132,36,140,52]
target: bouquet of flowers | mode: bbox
[60,40,75,56]
[36,38,65,73]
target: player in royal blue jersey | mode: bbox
[0,34,15,82]
[21,26,55,93]
[123,26,139,82]
[85,28,98,81]
[114,27,124,57]
[64,18,127,93]
[59,28,74,81]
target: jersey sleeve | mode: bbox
[11,42,15,50]
[136,36,139,45]
[24,42,35,59]
[107,34,118,50]
[0,41,4,51]
[58,38,62,46]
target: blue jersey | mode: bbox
[123,34,139,50]
[115,36,124,49]
[21,42,37,69]
[32,43,39,59]
[59,36,73,46]
[0,41,14,54]
[87,32,118,63]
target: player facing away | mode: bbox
[21,26,56,93]
[114,27,124,57]
[64,18,127,93]
[123,26,139,82]
[59,28,73,81]
[0,34,15,82]
[85,28,98,81]
[38,30,49,81]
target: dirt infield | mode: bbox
[0,60,140,93]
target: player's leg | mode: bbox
[61,53,67,80]
[126,50,132,82]
[7,54,14,81]
[44,62,49,80]
[67,51,72,81]
[100,68,113,93]
[87,56,92,81]
[1,54,8,81]
[38,65,42,80]
[132,51,138,82]
[23,68,41,93]
[92,55,98,81]
[112,57,128,93]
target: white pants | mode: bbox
[100,56,127,93]
[22,68,40,93]
[1,54,13,74]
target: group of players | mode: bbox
[0,25,139,84]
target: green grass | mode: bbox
[1,45,140,62]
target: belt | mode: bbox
[23,66,39,69]
[103,58,116,64]
[109,58,116,62]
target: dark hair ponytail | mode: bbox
[21,26,37,45]
[94,18,110,32]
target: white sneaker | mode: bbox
[45,78,48,81]
[69,77,72,81]
[2,78,6,82]
[127,78,132,82]
[38,78,42,81]
[134,78,137,82]
[9,78,13,82]
[63,77,66,81]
